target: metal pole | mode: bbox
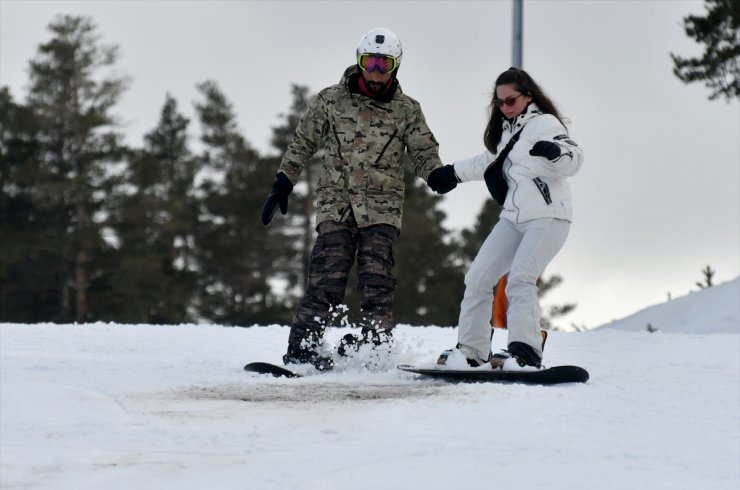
[512,0,523,68]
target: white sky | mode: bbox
[1,0,738,329]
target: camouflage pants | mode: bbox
[288,214,398,348]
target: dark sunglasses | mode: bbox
[493,93,524,108]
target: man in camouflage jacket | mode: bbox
[261,28,458,370]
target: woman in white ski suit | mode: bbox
[446,67,583,367]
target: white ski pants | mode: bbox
[457,217,570,361]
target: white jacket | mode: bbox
[453,103,583,223]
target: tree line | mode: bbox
[1,15,573,327]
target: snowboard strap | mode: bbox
[483,127,524,206]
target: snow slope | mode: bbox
[596,277,739,333]
[1,279,738,489]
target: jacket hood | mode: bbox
[340,64,359,83]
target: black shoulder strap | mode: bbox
[484,128,524,206]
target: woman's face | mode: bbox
[494,83,532,119]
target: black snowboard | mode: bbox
[243,362,301,378]
[397,364,589,385]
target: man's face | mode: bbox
[361,69,393,93]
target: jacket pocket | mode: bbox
[533,178,552,205]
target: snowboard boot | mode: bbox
[283,343,334,371]
[437,344,492,368]
[337,329,393,357]
[491,327,548,349]
[507,341,542,368]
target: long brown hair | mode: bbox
[484,67,564,154]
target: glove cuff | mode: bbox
[274,172,294,194]
[449,164,462,183]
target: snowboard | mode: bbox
[397,364,589,385]
[243,362,302,378]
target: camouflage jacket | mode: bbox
[277,65,443,230]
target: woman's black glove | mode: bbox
[529,141,561,161]
[427,165,459,194]
[261,173,294,225]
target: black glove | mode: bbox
[260,173,294,225]
[427,165,459,194]
[529,141,561,161]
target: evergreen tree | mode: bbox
[21,15,128,321]
[538,274,577,330]
[105,94,198,322]
[194,81,294,324]
[696,264,715,288]
[393,169,466,326]
[671,0,740,100]
[459,198,502,268]
[0,87,54,321]
[268,84,320,287]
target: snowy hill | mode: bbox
[1,283,739,489]
[596,277,739,333]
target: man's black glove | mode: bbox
[529,141,561,161]
[427,165,459,194]
[260,173,294,225]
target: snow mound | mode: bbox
[595,277,739,333]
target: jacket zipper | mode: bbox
[374,128,399,164]
[504,158,521,222]
[533,178,553,204]
[332,126,344,162]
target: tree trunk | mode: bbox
[74,160,89,322]
[75,247,88,322]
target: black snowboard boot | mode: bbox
[507,342,542,368]
[337,329,393,357]
[283,344,334,371]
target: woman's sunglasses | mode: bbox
[493,93,524,108]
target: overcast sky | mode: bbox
[2,0,738,329]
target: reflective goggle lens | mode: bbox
[358,54,398,74]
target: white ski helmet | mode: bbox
[356,27,403,67]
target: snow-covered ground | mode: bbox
[1,279,738,490]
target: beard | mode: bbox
[365,80,386,93]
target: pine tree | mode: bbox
[393,169,466,326]
[459,198,502,268]
[538,274,577,330]
[105,94,198,322]
[696,264,715,288]
[0,87,53,321]
[22,15,128,321]
[671,0,740,101]
[267,84,321,288]
[193,81,294,324]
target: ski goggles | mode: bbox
[357,53,399,74]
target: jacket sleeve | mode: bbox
[452,150,495,182]
[527,114,583,178]
[277,93,328,184]
[404,106,444,181]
